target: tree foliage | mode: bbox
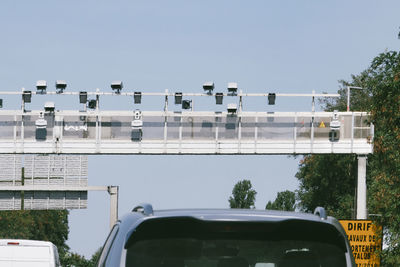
[0,210,69,257]
[229,180,257,209]
[367,51,400,265]
[265,190,296,211]
[62,248,101,267]
[295,50,400,264]
[63,252,91,267]
[296,154,358,218]
[0,210,101,267]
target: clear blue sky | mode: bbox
[0,0,399,258]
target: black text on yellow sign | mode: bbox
[339,220,382,267]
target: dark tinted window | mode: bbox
[124,218,347,267]
[126,238,345,267]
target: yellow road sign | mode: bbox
[339,220,382,267]
[319,121,326,128]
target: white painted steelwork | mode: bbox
[108,186,119,228]
[357,155,368,219]
[0,155,22,185]
[0,185,118,228]
[0,185,106,211]
[24,154,88,186]
[0,190,87,210]
[0,90,340,98]
[0,110,373,155]
[0,154,88,210]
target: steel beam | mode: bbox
[107,186,119,229]
[357,155,368,219]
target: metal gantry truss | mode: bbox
[0,110,372,155]
[0,87,373,220]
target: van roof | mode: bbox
[0,239,54,246]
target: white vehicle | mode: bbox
[0,239,61,267]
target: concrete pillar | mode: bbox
[107,186,119,229]
[357,155,367,219]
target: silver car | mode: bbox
[96,204,355,267]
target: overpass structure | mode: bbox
[0,87,373,221]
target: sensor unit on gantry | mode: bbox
[330,110,340,130]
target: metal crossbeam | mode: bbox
[0,186,106,191]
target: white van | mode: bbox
[0,239,61,267]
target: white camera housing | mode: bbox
[36,80,47,92]
[203,82,214,94]
[227,82,238,94]
[330,110,340,130]
[134,110,142,120]
[227,103,237,114]
[44,102,55,113]
[35,113,47,129]
[111,81,123,93]
[132,110,143,130]
[55,80,67,93]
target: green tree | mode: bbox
[89,247,103,266]
[296,154,358,218]
[0,210,69,256]
[61,247,102,267]
[366,51,400,265]
[229,180,257,209]
[265,190,296,211]
[295,50,400,264]
[0,209,100,267]
[295,54,374,220]
[62,252,94,267]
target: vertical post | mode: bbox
[357,155,367,219]
[239,90,243,112]
[21,87,25,112]
[311,90,315,112]
[311,91,315,153]
[164,89,168,152]
[164,89,168,112]
[108,186,119,229]
[96,88,100,111]
[347,86,350,112]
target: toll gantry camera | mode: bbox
[35,112,47,140]
[329,110,340,142]
[268,93,276,105]
[215,93,223,105]
[36,80,47,94]
[55,80,67,93]
[23,90,32,103]
[134,92,142,104]
[79,91,88,104]
[88,99,97,109]
[182,100,192,110]
[111,81,123,94]
[203,82,214,95]
[174,92,183,105]
[44,102,55,113]
[227,103,237,114]
[131,109,143,141]
[227,82,238,95]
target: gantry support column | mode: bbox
[107,186,119,229]
[357,155,367,219]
